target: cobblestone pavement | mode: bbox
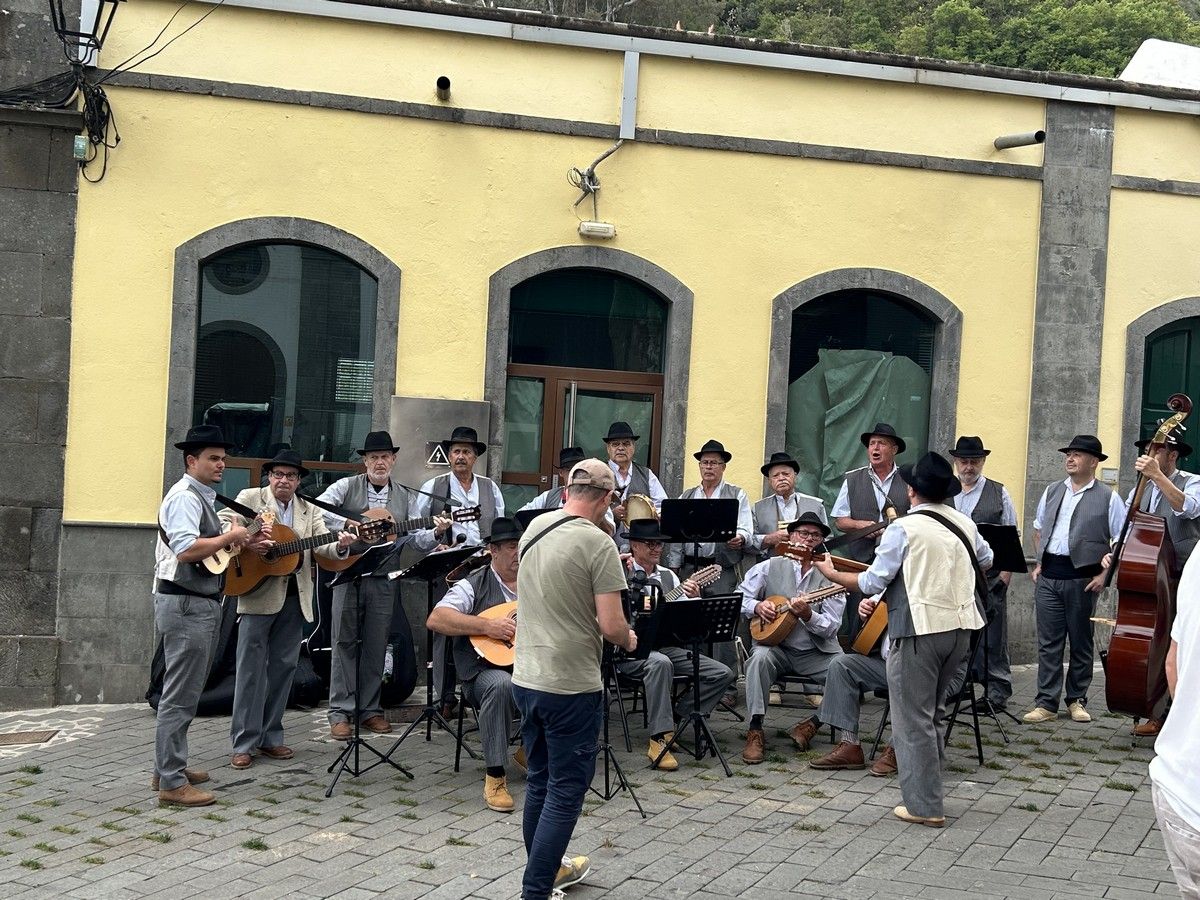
[0,664,1176,899]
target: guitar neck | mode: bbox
[269,531,339,559]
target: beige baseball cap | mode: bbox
[567,458,616,491]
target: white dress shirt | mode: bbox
[952,476,1018,525]
[1033,479,1125,556]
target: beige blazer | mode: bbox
[218,486,342,621]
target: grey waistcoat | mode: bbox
[1041,479,1114,569]
[452,566,510,683]
[844,467,911,562]
[681,482,743,568]
[430,473,498,538]
[341,474,411,522]
[1139,470,1200,566]
[161,484,224,596]
[620,463,652,499]
[967,479,1006,526]
[762,557,840,653]
[752,494,826,540]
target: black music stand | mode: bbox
[973,524,1026,727]
[651,594,741,777]
[592,638,646,819]
[384,543,483,757]
[325,543,414,796]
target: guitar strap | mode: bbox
[297,492,364,522]
[907,509,989,615]
[518,515,582,562]
[215,493,261,519]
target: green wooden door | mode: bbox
[1142,318,1200,460]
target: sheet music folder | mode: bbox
[977,524,1028,574]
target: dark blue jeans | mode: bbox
[513,685,602,900]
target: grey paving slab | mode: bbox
[0,664,1181,898]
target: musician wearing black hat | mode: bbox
[218,450,356,771]
[949,436,1019,712]
[1123,425,1200,571]
[617,519,733,771]
[603,421,668,522]
[750,452,828,559]
[664,439,753,680]
[1025,435,1125,726]
[816,452,991,827]
[831,423,912,563]
[153,425,266,807]
[519,447,617,536]
[738,513,845,765]
[427,517,524,813]
[316,430,448,740]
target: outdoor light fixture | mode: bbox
[49,0,125,58]
[994,130,1046,150]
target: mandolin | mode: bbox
[470,601,520,668]
[317,505,482,572]
[749,584,847,646]
[850,600,888,656]
[201,509,275,575]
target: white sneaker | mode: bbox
[1068,701,1091,723]
[1022,706,1057,723]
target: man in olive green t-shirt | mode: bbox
[512,459,636,900]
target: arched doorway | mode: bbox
[500,268,669,509]
[1140,316,1200,463]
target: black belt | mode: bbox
[155,579,221,600]
[1040,553,1099,580]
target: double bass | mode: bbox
[1104,393,1191,720]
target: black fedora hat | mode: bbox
[860,423,906,455]
[693,439,732,463]
[262,448,309,480]
[1058,434,1107,462]
[786,511,830,538]
[621,518,673,543]
[949,436,991,458]
[557,447,586,470]
[898,451,961,502]
[175,424,235,451]
[483,516,523,545]
[441,425,487,456]
[263,448,309,478]
[603,421,640,442]
[761,452,800,477]
[356,431,400,455]
[1136,423,1193,459]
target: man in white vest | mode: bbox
[817,452,991,827]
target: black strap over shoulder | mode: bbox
[908,509,989,613]
[518,514,582,562]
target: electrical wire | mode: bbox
[95,0,230,87]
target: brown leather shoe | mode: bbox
[484,774,514,812]
[742,728,766,765]
[809,741,866,770]
[1132,719,1161,737]
[150,768,209,792]
[231,753,253,770]
[362,715,393,734]
[869,745,898,777]
[159,783,216,808]
[330,721,352,741]
[789,717,819,751]
[258,745,294,760]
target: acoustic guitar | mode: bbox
[749,584,847,646]
[851,600,888,656]
[201,510,275,575]
[317,506,482,572]
[470,565,725,668]
[223,517,393,596]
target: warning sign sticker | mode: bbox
[426,442,450,467]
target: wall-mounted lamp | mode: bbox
[49,0,125,58]
[436,76,452,102]
[994,130,1046,150]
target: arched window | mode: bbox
[192,242,379,493]
[501,268,668,508]
[785,290,937,501]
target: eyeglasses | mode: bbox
[269,471,300,481]
[793,531,824,540]
[698,461,725,468]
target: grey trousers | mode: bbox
[744,644,837,719]
[973,577,1012,706]
[328,575,395,724]
[154,593,221,791]
[462,669,518,769]
[1034,576,1096,711]
[887,629,971,819]
[617,647,734,736]
[818,652,888,739]
[230,586,304,754]
[1152,782,1200,899]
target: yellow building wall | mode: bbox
[1099,189,1200,461]
[69,5,1046,524]
[1112,108,1200,184]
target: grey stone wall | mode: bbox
[0,0,78,90]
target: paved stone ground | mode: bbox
[0,663,1176,899]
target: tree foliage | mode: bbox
[497,0,1200,77]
